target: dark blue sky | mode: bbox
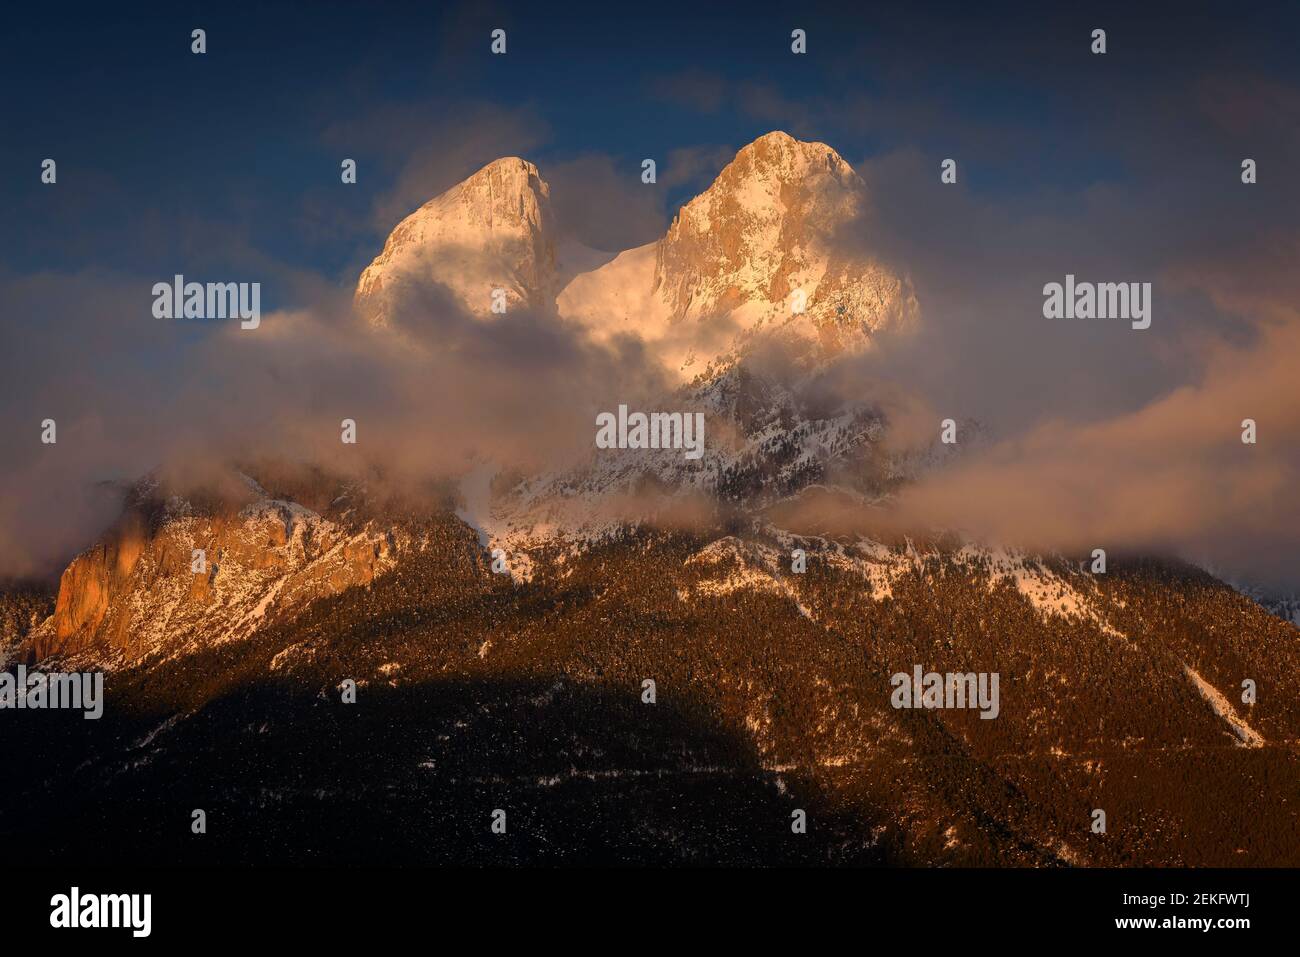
[6,0,1298,306]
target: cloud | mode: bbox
[0,257,675,582]
[885,317,1300,590]
[543,145,737,253]
[795,68,1300,591]
[544,154,667,252]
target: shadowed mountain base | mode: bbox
[4,518,1297,867]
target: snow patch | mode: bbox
[1182,663,1264,747]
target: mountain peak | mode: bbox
[358,132,916,378]
[355,156,557,326]
[454,156,548,203]
[648,131,912,344]
[556,132,916,379]
[734,129,843,163]
[751,129,796,144]
[479,155,539,172]
[725,131,851,182]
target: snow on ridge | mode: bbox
[679,536,814,619]
[955,545,1125,638]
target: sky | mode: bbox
[1,0,1299,589]
[8,1,1297,282]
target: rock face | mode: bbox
[356,132,916,379]
[558,131,917,378]
[654,131,913,340]
[28,471,416,665]
[355,157,558,326]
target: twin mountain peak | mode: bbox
[354,131,917,378]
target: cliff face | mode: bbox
[358,133,916,380]
[556,133,917,380]
[652,130,916,347]
[28,472,420,665]
[355,157,558,327]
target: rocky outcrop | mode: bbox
[357,133,916,378]
[28,473,416,665]
[355,157,558,327]
[653,131,914,338]
[557,131,917,379]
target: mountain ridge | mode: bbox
[357,131,917,379]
